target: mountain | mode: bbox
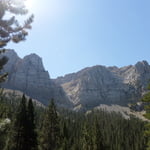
[1,50,150,110]
[54,61,150,109]
[1,50,71,108]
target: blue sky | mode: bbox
[8,0,150,78]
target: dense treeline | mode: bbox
[0,93,147,150]
[0,92,43,150]
[58,110,145,150]
[141,84,150,150]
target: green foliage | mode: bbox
[0,0,33,48]
[27,98,37,150]
[81,122,94,150]
[144,123,150,150]
[5,94,29,150]
[0,0,34,144]
[141,83,150,150]
[142,92,150,103]
[0,94,147,150]
[39,99,60,150]
[0,0,33,82]
[0,118,10,150]
[147,84,150,90]
[5,95,37,150]
[57,109,145,150]
[143,113,150,120]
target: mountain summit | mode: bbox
[1,50,71,108]
[54,61,150,109]
[1,50,150,110]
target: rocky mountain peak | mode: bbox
[2,49,21,73]
[1,50,71,107]
[1,50,150,110]
[135,60,149,67]
[54,61,150,109]
[23,53,44,69]
[135,60,150,74]
[16,53,45,72]
[5,49,19,58]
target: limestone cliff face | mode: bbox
[54,61,150,109]
[1,50,71,107]
[2,50,150,110]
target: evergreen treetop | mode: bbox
[0,0,34,49]
[0,0,33,83]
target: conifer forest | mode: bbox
[0,94,148,150]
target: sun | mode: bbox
[24,0,33,10]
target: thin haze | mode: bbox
[8,0,150,78]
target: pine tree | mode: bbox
[5,94,28,150]
[0,0,33,81]
[27,98,37,150]
[81,121,93,150]
[0,0,33,47]
[141,85,150,150]
[39,99,60,150]
[4,95,37,150]
[93,118,105,150]
[0,1,33,147]
[60,122,69,150]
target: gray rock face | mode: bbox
[2,50,150,110]
[54,61,150,109]
[1,50,71,107]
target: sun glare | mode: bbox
[25,0,34,10]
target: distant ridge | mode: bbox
[54,60,150,109]
[1,50,150,110]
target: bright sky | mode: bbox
[8,0,150,78]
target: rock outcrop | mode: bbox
[54,61,150,109]
[1,50,71,107]
[2,50,150,110]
